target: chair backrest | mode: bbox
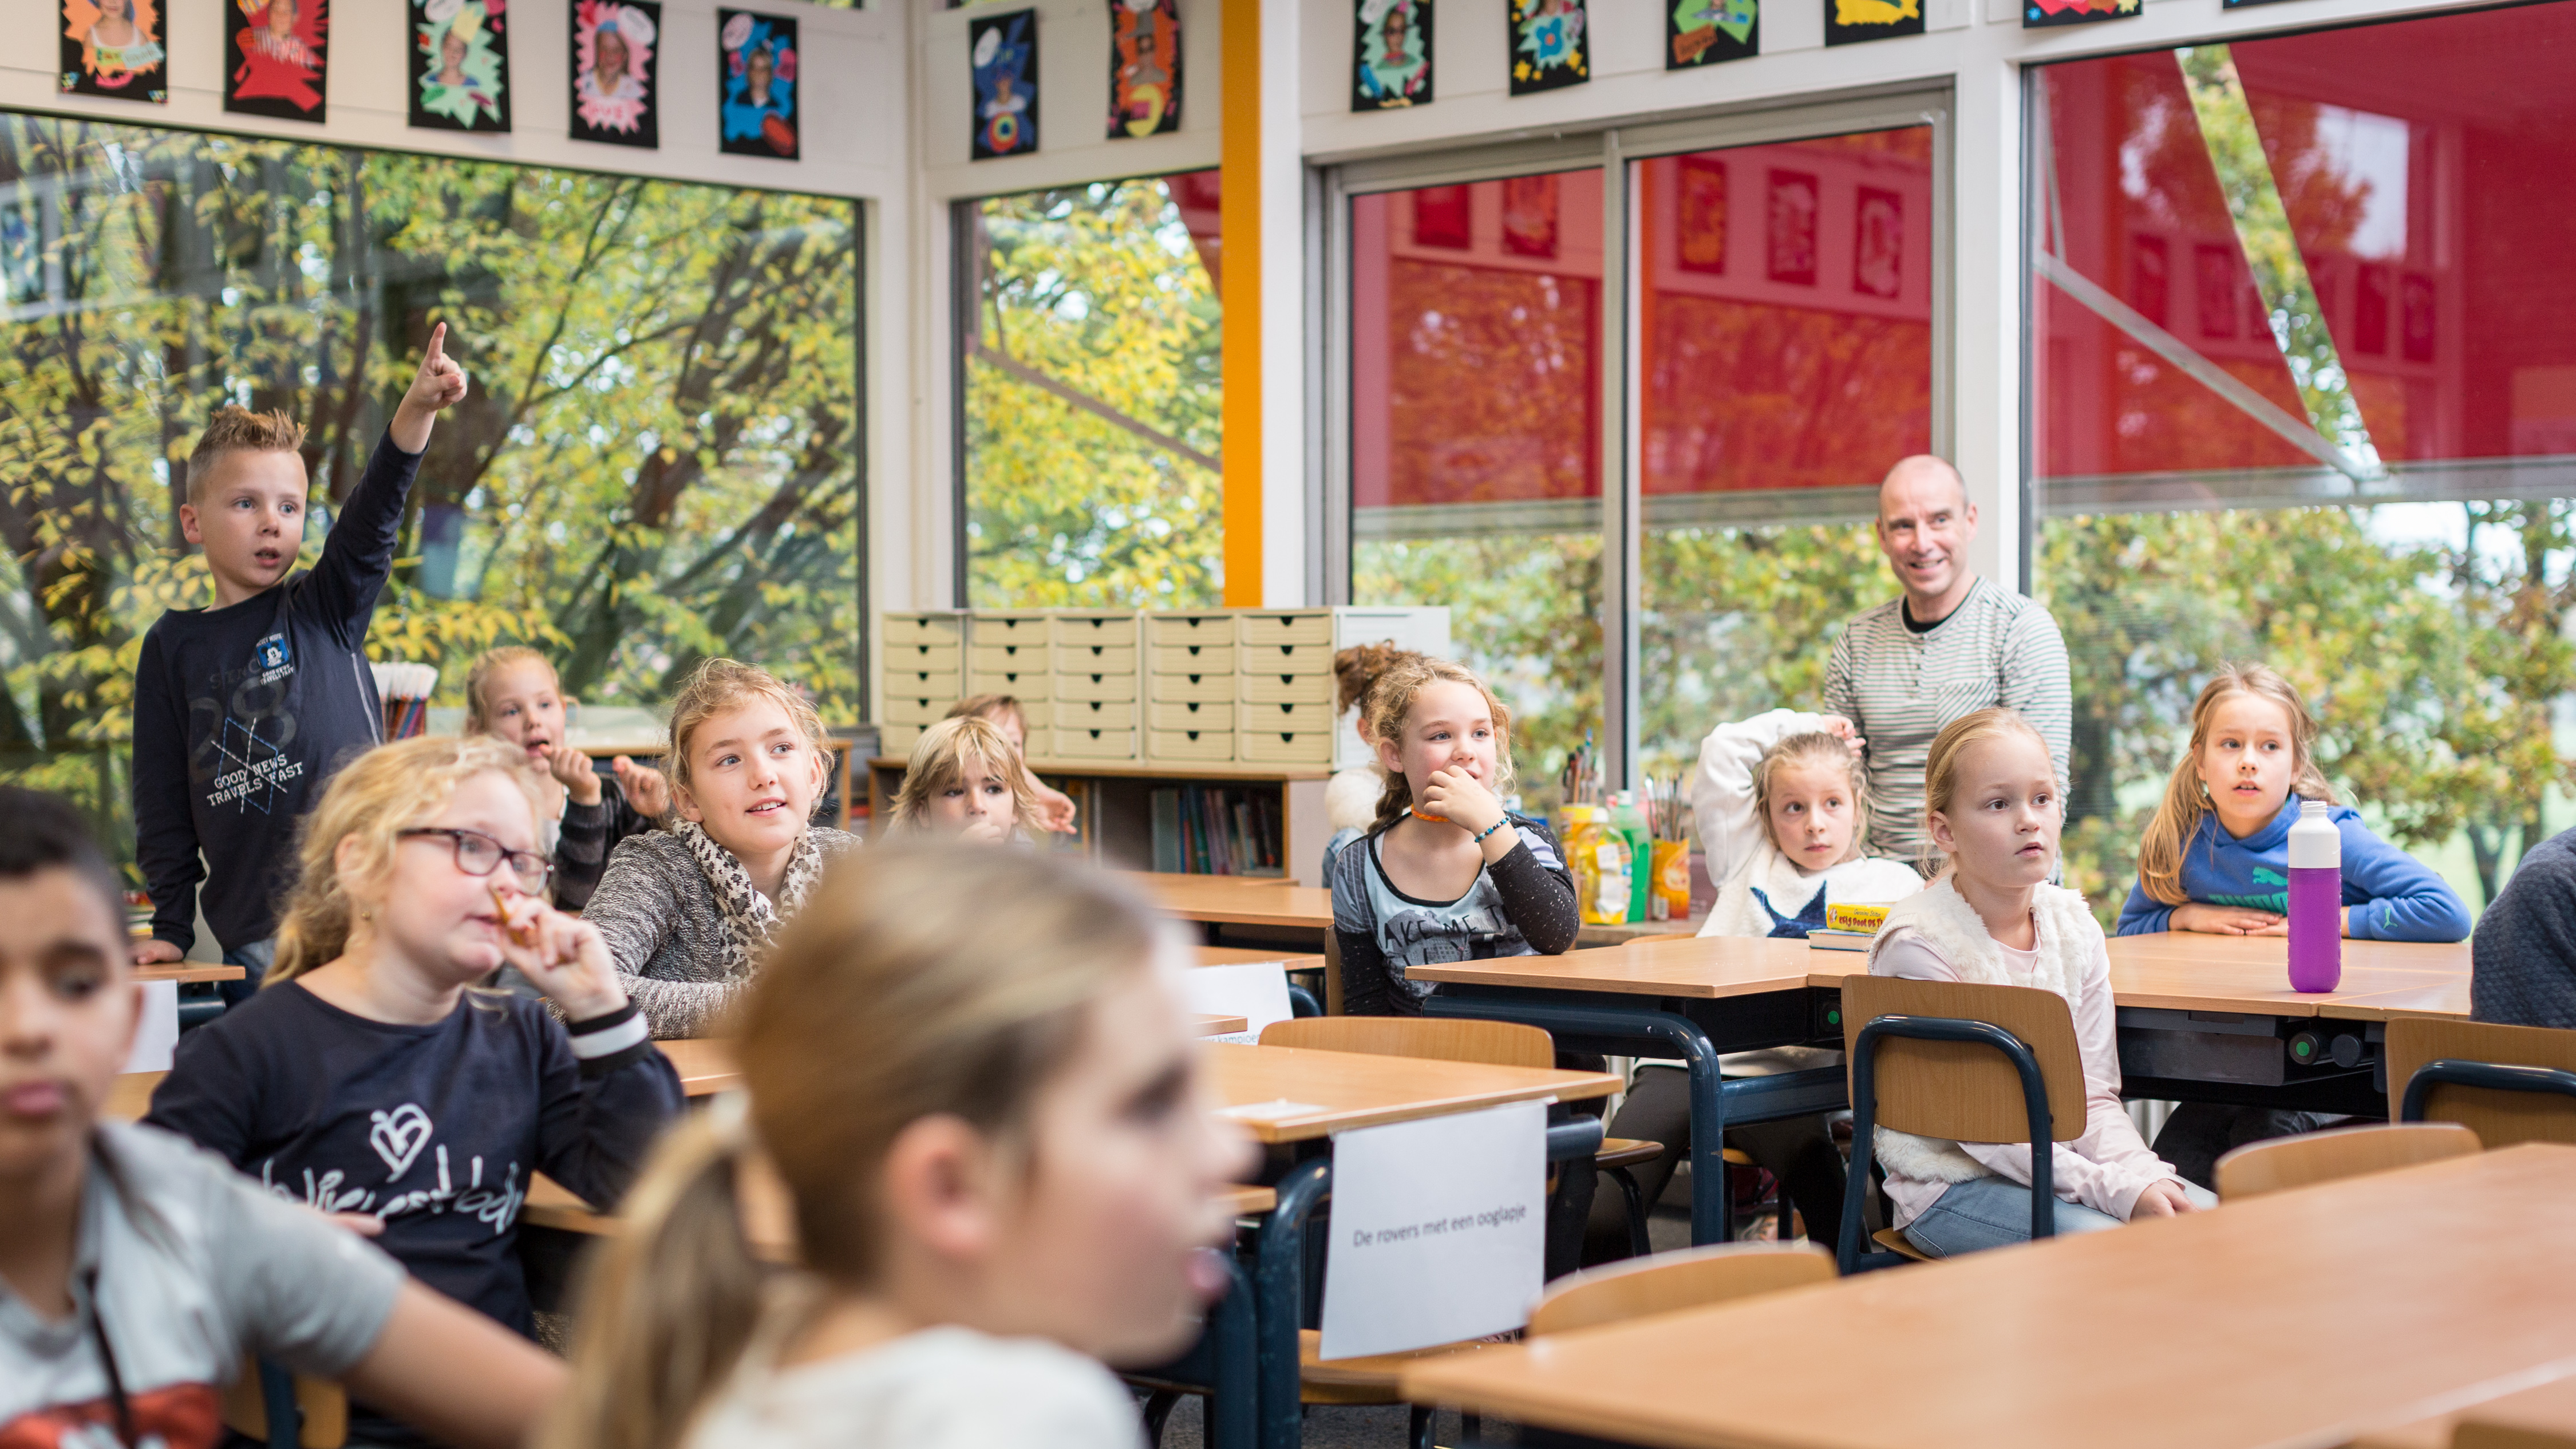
[1839,976,2087,1143]
[2387,1018,2576,1148]
[222,1359,348,1449]
[1322,932,1346,1017]
[2212,1122,2482,1200]
[1259,1014,1554,1069]
[1527,1242,1835,1337]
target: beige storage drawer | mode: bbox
[1147,729,1236,763]
[1145,613,1238,647]
[884,641,962,674]
[1053,727,1137,760]
[881,723,924,754]
[1150,699,1235,732]
[1054,614,1139,647]
[1239,640,1333,676]
[1053,698,1136,731]
[1238,612,1332,649]
[881,613,965,647]
[970,613,1052,645]
[883,668,963,700]
[1151,642,1235,674]
[1238,670,1335,705]
[966,668,1050,698]
[882,694,949,726]
[1149,671,1236,703]
[969,641,1050,673]
[1056,642,1138,675]
[1239,728,1336,765]
[1001,699,1051,729]
[1056,670,1141,702]
[1237,700,1334,733]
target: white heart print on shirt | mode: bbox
[369,1104,434,1181]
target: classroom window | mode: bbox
[960,171,1222,609]
[1347,169,1606,793]
[2029,3,2576,915]
[0,113,862,865]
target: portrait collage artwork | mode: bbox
[571,0,658,147]
[225,0,326,120]
[970,8,1037,159]
[719,9,797,159]
[409,0,509,132]
[1106,0,1180,139]
[59,0,165,102]
[1670,0,1758,65]
[1351,0,1431,111]
[1508,0,1587,95]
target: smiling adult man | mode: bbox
[1822,456,2071,866]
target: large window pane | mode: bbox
[2032,6,2576,916]
[1634,128,1934,776]
[1349,172,1603,797]
[963,171,1222,609]
[0,115,860,863]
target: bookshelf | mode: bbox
[868,757,1336,887]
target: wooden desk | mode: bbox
[110,1039,737,1123]
[133,963,247,984]
[2354,1372,2576,1449]
[1403,1146,2576,1449]
[1206,1041,1618,1144]
[2104,933,2469,1017]
[524,1172,1279,1247]
[1141,874,1336,930]
[1409,933,1816,1000]
[1194,945,1328,975]
[1197,1013,1250,1037]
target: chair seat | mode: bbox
[1597,1137,1664,1171]
[1296,1328,1512,1403]
[1872,1227,1932,1262]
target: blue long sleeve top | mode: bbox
[2116,796,2471,943]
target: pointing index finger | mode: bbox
[424,321,447,366]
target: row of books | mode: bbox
[1149,785,1284,877]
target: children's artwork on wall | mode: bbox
[1508,0,1586,96]
[571,0,657,147]
[410,0,509,132]
[1501,174,1560,258]
[2024,0,2138,27]
[1668,0,1755,67]
[226,0,326,120]
[719,10,796,157]
[1352,0,1431,112]
[1852,187,1902,298]
[1677,156,1726,273]
[1824,0,1921,46]
[1765,169,1818,286]
[969,9,1037,159]
[60,0,165,102]
[1106,0,1179,139]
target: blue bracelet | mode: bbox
[1472,819,1506,844]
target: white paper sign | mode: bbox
[1177,961,1295,1046]
[124,980,179,1073]
[1318,1099,1546,1360]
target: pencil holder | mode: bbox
[370,661,440,739]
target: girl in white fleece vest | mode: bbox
[1868,708,2210,1259]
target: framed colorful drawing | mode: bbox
[718,10,796,158]
[572,0,657,147]
[226,0,325,120]
[1669,0,1756,67]
[970,9,1037,159]
[410,0,508,132]
[1508,0,1587,95]
[2024,0,2139,27]
[1107,0,1179,139]
[1824,0,1922,46]
[61,0,165,102]
[1352,0,1431,111]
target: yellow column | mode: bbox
[1219,0,1262,606]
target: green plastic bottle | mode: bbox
[1607,791,1653,924]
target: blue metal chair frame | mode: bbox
[1286,982,1323,1018]
[1128,1251,1260,1449]
[1836,1013,2056,1276]
[1253,1118,1606,1449]
[2399,1059,2576,1124]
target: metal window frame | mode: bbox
[1319,86,1954,791]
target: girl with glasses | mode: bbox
[144,735,683,1446]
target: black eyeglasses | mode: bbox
[398,828,554,889]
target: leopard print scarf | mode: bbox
[673,819,827,978]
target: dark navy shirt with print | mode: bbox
[131,431,421,954]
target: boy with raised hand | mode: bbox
[131,326,469,997]
[0,786,560,1449]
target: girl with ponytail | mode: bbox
[540,843,1250,1449]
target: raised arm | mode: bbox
[129,630,201,961]
[1689,709,1834,888]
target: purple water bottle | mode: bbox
[2286,799,2342,993]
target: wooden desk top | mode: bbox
[1193,945,1329,974]
[133,963,248,984]
[2353,1371,2576,1449]
[1409,934,1819,1000]
[1197,1013,1250,1037]
[110,1039,737,1123]
[2105,933,2470,1020]
[1207,1041,1619,1143]
[524,1174,1278,1245]
[1404,1146,2576,1449]
[1139,875,1336,929]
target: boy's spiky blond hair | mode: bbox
[186,406,308,504]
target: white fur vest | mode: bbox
[1863,876,2099,1186]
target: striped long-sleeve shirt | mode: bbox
[1823,576,2072,866]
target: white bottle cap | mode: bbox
[2286,797,2341,868]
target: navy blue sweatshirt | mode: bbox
[2116,795,2471,942]
[145,981,682,1444]
[131,432,420,953]
[2472,825,2576,1028]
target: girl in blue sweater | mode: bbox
[2117,664,2468,1185]
[2117,664,2467,942]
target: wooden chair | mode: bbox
[2214,1122,2482,1200]
[1834,976,2087,1274]
[1524,1240,1835,1336]
[2388,1018,2576,1148]
[221,1358,347,1449]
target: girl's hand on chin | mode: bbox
[1417,767,1503,836]
[496,894,629,1020]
